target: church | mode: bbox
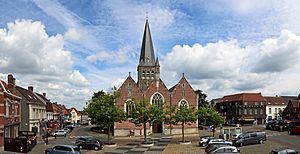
[115,20,198,136]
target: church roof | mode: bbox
[139,19,156,66]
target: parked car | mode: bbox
[232,134,242,140]
[206,139,233,147]
[199,136,215,147]
[274,120,288,132]
[288,126,300,135]
[269,148,299,154]
[51,130,67,137]
[75,137,92,145]
[232,131,266,146]
[45,145,81,154]
[205,144,228,153]
[205,146,240,154]
[266,120,276,130]
[77,139,103,151]
[63,128,71,133]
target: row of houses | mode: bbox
[0,74,86,151]
[214,92,300,125]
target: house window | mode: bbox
[5,100,9,116]
[260,102,264,105]
[261,109,263,115]
[244,102,248,106]
[268,108,271,114]
[146,71,150,79]
[275,108,277,114]
[249,109,253,115]
[244,109,247,115]
[239,108,242,115]
[151,93,163,107]
[5,127,10,138]
[12,103,15,115]
[254,109,257,115]
[255,102,258,105]
[126,101,135,115]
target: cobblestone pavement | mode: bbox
[1,125,299,154]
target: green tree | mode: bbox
[128,99,152,143]
[174,106,198,142]
[164,105,176,135]
[206,107,225,137]
[85,90,124,144]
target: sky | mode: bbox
[1,0,300,110]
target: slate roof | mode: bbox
[222,93,266,102]
[15,86,46,106]
[264,96,287,106]
[139,19,156,66]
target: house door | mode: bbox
[153,122,163,133]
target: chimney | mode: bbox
[28,86,33,92]
[7,74,14,89]
[43,93,46,97]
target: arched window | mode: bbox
[125,100,135,115]
[151,71,154,79]
[179,100,188,108]
[142,71,145,79]
[146,71,150,79]
[151,93,164,107]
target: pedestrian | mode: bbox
[44,137,48,145]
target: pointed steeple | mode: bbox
[139,19,155,66]
[155,57,160,66]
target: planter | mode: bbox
[104,143,117,147]
[178,141,191,145]
[139,141,154,147]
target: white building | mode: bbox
[264,96,287,121]
[69,108,81,123]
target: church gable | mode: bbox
[116,74,142,107]
[170,75,197,107]
[144,79,170,105]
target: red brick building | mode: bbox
[0,75,21,150]
[115,20,198,136]
[216,93,266,125]
[281,100,300,120]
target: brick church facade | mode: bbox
[115,20,198,136]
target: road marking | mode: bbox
[69,135,93,139]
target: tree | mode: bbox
[164,105,176,135]
[85,90,124,144]
[128,99,152,143]
[206,107,225,137]
[174,106,198,142]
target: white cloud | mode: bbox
[86,46,133,64]
[69,70,90,86]
[64,28,81,41]
[162,29,300,100]
[162,40,247,79]
[251,30,300,73]
[0,19,91,109]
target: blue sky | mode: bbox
[1,0,300,110]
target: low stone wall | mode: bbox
[164,128,198,135]
[114,128,152,137]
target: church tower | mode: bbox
[137,19,160,91]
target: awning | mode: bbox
[242,119,255,121]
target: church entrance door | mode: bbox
[153,122,163,133]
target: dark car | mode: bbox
[75,137,92,145]
[274,120,288,132]
[288,126,300,135]
[232,131,266,146]
[45,145,81,154]
[266,120,276,130]
[77,139,103,151]
[205,146,240,154]
[269,148,299,154]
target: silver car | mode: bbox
[45,145,81,154]
[51,130,67,137]
[205,146,240,154]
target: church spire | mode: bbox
[139,19,155,66]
